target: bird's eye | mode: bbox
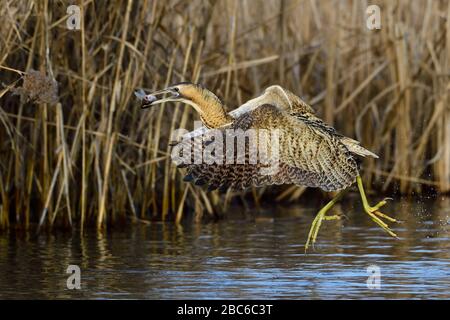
[173,87,179,92]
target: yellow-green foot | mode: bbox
[357,176,400,238]
[305,191,347,253]
[362,198,399,238]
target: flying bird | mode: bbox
[135,83,399,250]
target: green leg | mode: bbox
[305,189,348,252]
[356,175,399,238]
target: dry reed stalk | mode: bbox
[80,0,88,233]
[433,3,450,193]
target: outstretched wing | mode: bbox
[176,85,316,141]
[172,104,359,192]
[178,85,377,159]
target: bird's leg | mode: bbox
[322,215,342,221]
[356,175,399,238]
[305,190,348,252]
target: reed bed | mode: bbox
[0,0,449,230]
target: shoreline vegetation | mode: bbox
[0,1,449,230]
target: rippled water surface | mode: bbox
[0,197,449,299]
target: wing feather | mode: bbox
[172,103,359,192]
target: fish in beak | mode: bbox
[134,87,181,109]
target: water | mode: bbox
[0,197,449,299]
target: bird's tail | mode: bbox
[341,137,379,158]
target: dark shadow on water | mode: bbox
[0,197,449,299]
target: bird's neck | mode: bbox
[186,94,233,128]
[199,104,233,128]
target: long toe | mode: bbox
[374,210,401,223]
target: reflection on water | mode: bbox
[0,197,449,299]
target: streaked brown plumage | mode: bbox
[167,84,377,192]
[136,83,399,250]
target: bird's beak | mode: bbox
[134,87,181,109]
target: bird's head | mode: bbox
[136,82,230,127]
[137,82,220,110]
[135,83,187,108]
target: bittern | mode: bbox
[135,83,399,251]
